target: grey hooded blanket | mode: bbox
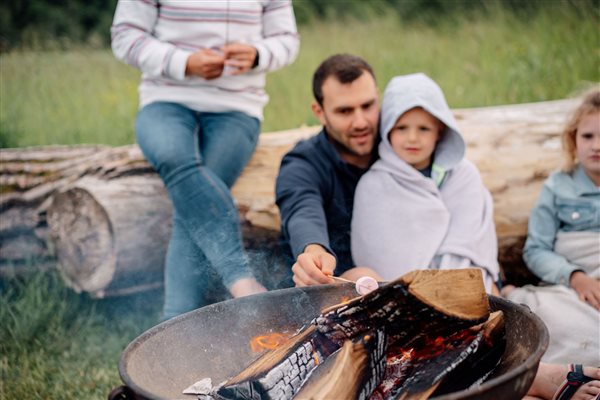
[351,73,499,291]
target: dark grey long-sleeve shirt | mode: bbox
[275,129,372,275]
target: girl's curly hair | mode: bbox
[562,89,600,172]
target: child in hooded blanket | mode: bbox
[351,73,499,293]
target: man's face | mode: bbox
[312,72,379,168]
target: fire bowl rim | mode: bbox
[119,287,549,400]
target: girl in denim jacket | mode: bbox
[505,90,600,368]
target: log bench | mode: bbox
[0,98,580,296]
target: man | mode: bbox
[275,54,382,287]
[275,55,599,400]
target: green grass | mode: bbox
[1,4,598,148]
[0,271,161,399]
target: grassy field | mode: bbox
[0,272,162,399]
[0,4,599,399]
[1,4,598,148]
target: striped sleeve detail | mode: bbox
[158,16,260,24]
[264,30,300,39]
[137,0,157,7]
[161,47,177,77]
[167,41,204,52]
[111,22,148,41]
[158,5,261,25]
[253,0,299,72]
[141,77,266,95]
[264,1,291,13]
[126,34,151,68]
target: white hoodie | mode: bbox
[111,0,299,120]
[351,73,499,292]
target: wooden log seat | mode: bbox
[0,98,580,295]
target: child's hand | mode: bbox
[570,271,600,310]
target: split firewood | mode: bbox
[217,325,339,400]
[294,329,387,400]
[314,269,489,345]
[431,311,506,396]
[384,311,505,400]
[217,269,501,400]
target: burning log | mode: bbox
[217,325,339,400]
[293,330,387,400]
[431,311,506,396]
[214,270,503,400]
[375,311,505,400]
[315,269,489,345]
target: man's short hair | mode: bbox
[312,54,375,106]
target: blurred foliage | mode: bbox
[1,0,598,50]
[294,0,599,24]
[0,0,118,51]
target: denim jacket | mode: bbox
[523,165,600,286]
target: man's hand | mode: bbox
[292,244,336,287]
[570,271,600,310]
[185,48,225,80]
[222,43,257,75]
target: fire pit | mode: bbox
[115,282,548,400]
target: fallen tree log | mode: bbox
[0,98,580,294]
[46,175,172,297]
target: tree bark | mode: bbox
[0,98,580,292]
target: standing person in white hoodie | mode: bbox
[351,73,500,293]
[111,0,299,320]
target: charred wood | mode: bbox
[294,329,387,400]
[217,270,504,400]
[431,311,506,396]
[217,325,339,400]
[314,270,489,345]
[388,311,505,400]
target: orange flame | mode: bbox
[249,332,291,352]
[313,351,320,365]
[401,348,414,361]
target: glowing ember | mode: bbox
[400,348,414,361]
[313,351,321,365]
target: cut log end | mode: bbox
[400,269,489,321]
[47,187,115,295]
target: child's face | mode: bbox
[575,111,600,179]
[389,108,441,170]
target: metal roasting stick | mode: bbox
[328,275,355,284]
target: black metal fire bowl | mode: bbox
[117,284,548,400]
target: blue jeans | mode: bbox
[136,102,260,320]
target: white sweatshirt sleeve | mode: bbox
[110,0,191,81]
[253,1,300,72]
